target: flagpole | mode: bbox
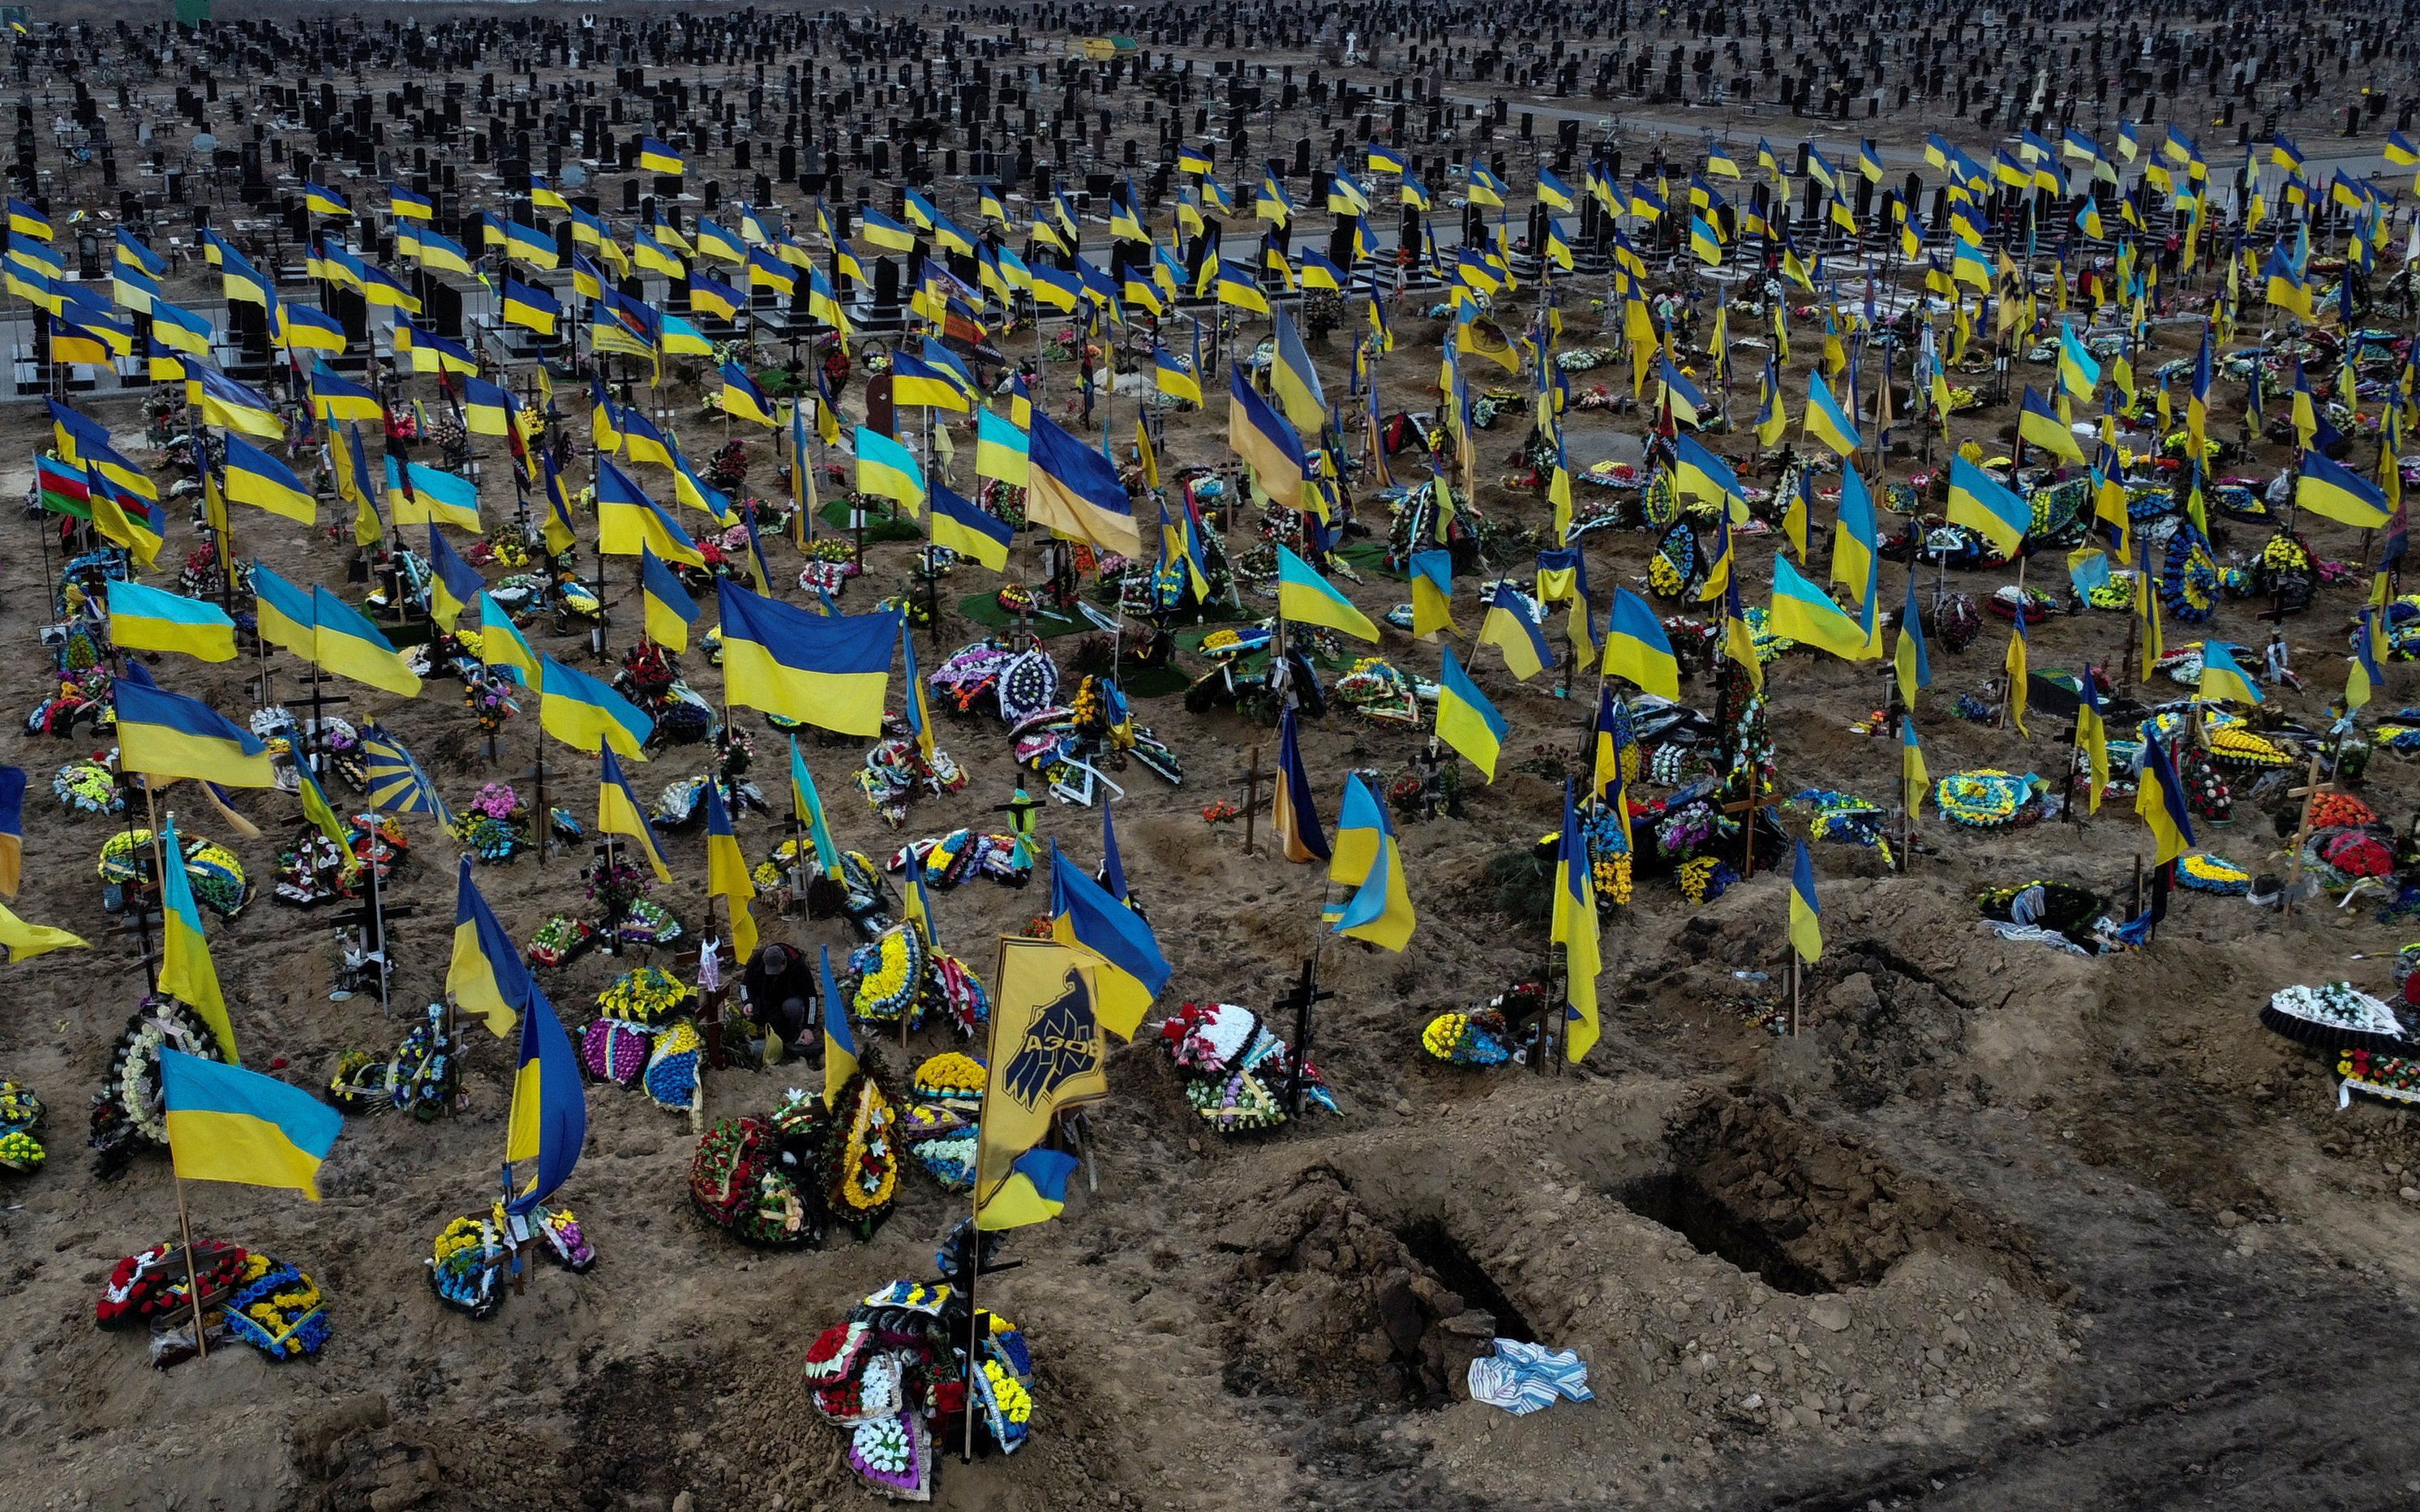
[364,793,388,1014]
[171,1163,209,1359]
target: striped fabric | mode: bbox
[1466,1340,1594,1416]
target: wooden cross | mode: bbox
[1721,787,1787,878]
[1231,744,1266,856]
[2282,754,2344,919]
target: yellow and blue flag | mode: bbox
[158,813,238,1060]
[1049,842,1171,1040]
[1272,706,1329,863]
[702,778,759,967]
[311,585,423,698]
[1027,412,1143,555]
[789,736,844,881]
[1276,543,1379,641]
[426,525,484,632]
[2198,641,2264,705]
[717,581,899,737]
[854,424,929,514]
[2136,736,2196,865]
[1422,638,1500,778]
[535,653,652,760]
[448,854,535,1036]
[820,944,858,1103]
[1804,371,1862,456]
[1323,774,1415,951]
[106,579,237,663]
[1601,588,1681,699]
[1410,549,1457,640]
[362,722,455,822]
[1770,555,1877,661]
[640,546,700,651]
[598,745,673,883]
[1901,717,1930,817]
[504,966,586,1212]
[477,593,540,687]
[159,1048,342,1198]
[116,677,278,788]
[930,482,1013,571]
[1552,779,1601,1062]
[1946,454,2031,557]
[1787,839,1823,965]
[1477,581,1553,680]
[2298,450,2390,527]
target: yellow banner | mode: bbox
[976,938,1107,1208]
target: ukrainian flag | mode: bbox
[1228,366,1310,510]
[503,967,585,1211]
[107,579,236,662]
[117,678,277,788]
[688,274,742,323]
[637,135,685,175]
[597,459,705,565]
[1770,556,1876,662]
[1804,372,1861,456]
[1410,549,1457,640]
[425,525,483,631]
[310,362,384,424]
[1552,780,1602,1060]
[930,482,1012,571]
[1833,465,1879,604]
[249,561,317,657]
[1215,262,1269,314]
[701,778,759,967]
[1271,308,1328,434]
[536,653,652,760]
[597,746,673,882]
[0,769,20,898]
[1788,840,1824,965]
[976,1147,1081,1232]
[1148,343,1202,407]
[1477,581,1552,680]
[641,546,700,651]
[854,425,929,515]
[2198,641,2264,705]
[159,1049,342,1197]
[384,456,483,532]
[1945,456,2031,558]
[2297,450,2390,527]
[213,433,315,525]
[858,205,916,251]
[2018,384,2083,463]
[1673,434,1744,512]
[717,581,898,737]
[1323,774,1415,951]
[276,303,347,355]
[1272,705,1329,863]
[196,366,284,440]
[2136,735,2196,865]
[311,586,422,698]
[1049,842,1171,1040]
[1435,644,1508,781]
[1601,588,1681,700]
[477,593,538,686]
[448,855,536,1036]
[715,360,775,427]
[1276,543,1379,641]
[157,813,238,1059]
[1028,413,1143,556]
